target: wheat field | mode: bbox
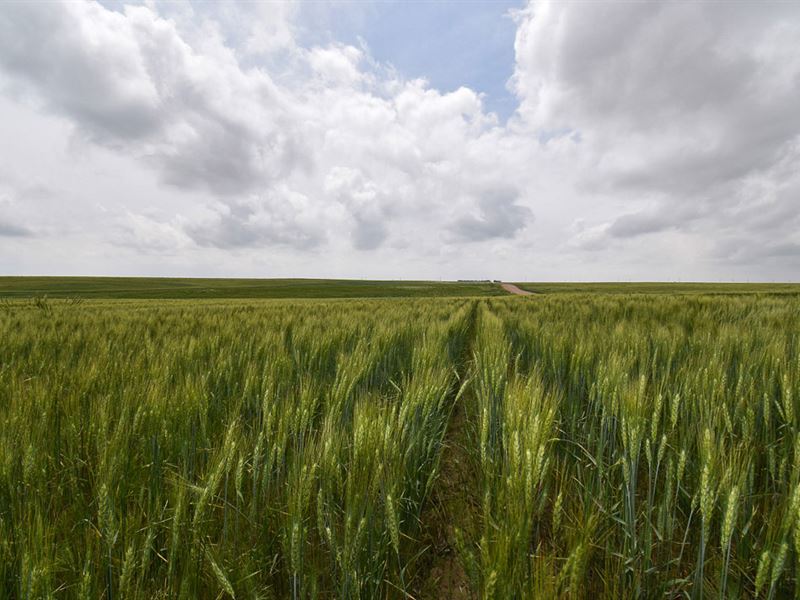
[1,292,798,598]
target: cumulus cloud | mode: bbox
[117,212,190,253]
[0,1,300,197]
[308,45,365,87]
[514,1,800,192]
[449,187,532,242]
[511,0,800,274]
[0,220,32,237]
[0,1,529,256]
[606,203,705,239]
[185,187,327,250]
[324,167,395,250]
[0,0,798,279]
[0,175,41,238]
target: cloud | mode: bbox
[116,212,190,254]
[0,1,528,258]
[513,0,800,278]
[449,187,532,242]
[513,1,800,196]
[0,3,162,140]
[606,203,704,239]
[324,167,392,250]
[184,187,328,250]
[0,174,42,238]
[0,220,33,237]
[0,1,300,197]
[713,237,800,266]
[607,212,673,239]
[0,0,797,280]
[308,44,365,86]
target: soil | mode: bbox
[500,283,534,296]
[412,304,479,599]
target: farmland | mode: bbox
[511,282,800,296]
[1,285,799,598]
[0,277,504,300]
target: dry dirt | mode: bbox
[500,283,534,296]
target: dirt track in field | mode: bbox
[415,303,478,600]
[500,283,534,296]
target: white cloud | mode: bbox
[0,0,798,280]
[308,45,365,86]
[512,0,800,273]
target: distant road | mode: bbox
[500,283,534,296]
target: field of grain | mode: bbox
[0,277,503,300]
[1,289,798,598]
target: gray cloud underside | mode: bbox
[450,187,532,242]
[0,220,33,237]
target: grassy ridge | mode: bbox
[0,277,503,299]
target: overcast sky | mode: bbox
[0,0,798,281]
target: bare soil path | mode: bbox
[500,282,534,296]
[414,302,479,599]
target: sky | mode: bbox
[0,0,798,282]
